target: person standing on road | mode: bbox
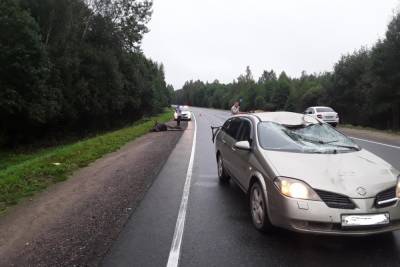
[231,101,240,115]
[176,105,182,126]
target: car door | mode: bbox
[229,118,253,187]
[219,118,242,177]
[216,118,231,158]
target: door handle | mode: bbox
[231,146,236,151]
[222,139,227,144]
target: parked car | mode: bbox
[304,106,339,127]
[213,111,400,235]
[174,106,191,121]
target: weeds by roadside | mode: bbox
[0,110,173,212]
[340,124,400,136]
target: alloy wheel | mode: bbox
[218,156,223,177]
[251,185,265,226]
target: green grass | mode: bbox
[340,124,400,136]
[0,110,173,212]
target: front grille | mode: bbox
[315,189,356,209]
[375,187,397,208]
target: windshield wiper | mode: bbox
[330,144,360,151]
[320,139,339,144]
[304,139,359,150]
[299,137,334,145]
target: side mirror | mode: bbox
[234,141,251,151]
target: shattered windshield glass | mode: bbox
[257,121,360,153]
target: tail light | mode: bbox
[317,114,322,119]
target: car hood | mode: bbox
[262,149,399,198]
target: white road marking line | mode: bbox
[166,112,197,267]
[350,136,400,149]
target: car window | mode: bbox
[222,119,231,132]
[305,108,313,114]
[225,118,241,139]
[237,120,252,142]
[316,107,333,112]
[257,122,359,154]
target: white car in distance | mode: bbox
[174,105,191,121]
[304,106,339,127]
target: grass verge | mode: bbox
[340,124,400,136]
[0,110,172,212]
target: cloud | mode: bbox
[142,0,399,89]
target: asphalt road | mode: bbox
[103,107,400,267]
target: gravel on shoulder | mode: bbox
[338,126,400,147]
[0,121,187,267]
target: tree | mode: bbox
[83,0,153,51]
[300,86,324,110]
[258,70,277,83]
[254,96,266,110]
[173,11,400,131]
[369,13,400,129]
[0,0,61,145]
[0,0,169,147]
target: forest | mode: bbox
[174,12,400,130]
[0,0,173,147]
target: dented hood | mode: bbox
[262,149,399,198]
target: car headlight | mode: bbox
[274,177,321,201]
[396,176,400,198]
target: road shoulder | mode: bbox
[338,126,400,147]
[102,118,195,267]
[0,121,187,266]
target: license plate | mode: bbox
[341,213,389,227]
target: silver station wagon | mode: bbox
[213,112,400,235]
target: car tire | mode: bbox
[331,123,337,127]
[217,154,230,183]
[249,181,273,232]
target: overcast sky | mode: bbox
[142,0,399,89]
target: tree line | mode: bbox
[0,0,173,147]
[174,12,400,130]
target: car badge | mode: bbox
[356,187,367,196]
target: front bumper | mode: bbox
[181,114,191,120]
[174,114,191,120]
[268,188,400,235]
[323,118,339,124]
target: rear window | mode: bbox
[316,107,334,112]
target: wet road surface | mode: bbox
[103,107,400,267]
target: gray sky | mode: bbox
[142,0,399,89]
